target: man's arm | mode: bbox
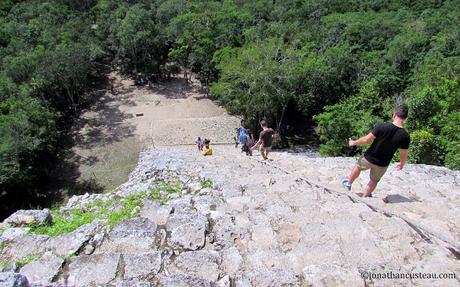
[251,139,262,150]
[349,133,376,146]
[396,149,408,171]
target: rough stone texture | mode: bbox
[247,268,300,286]
[0,228,30,241]
[193,196,221,214]
[275,223,301,252]
[3,209,52,227]
[303,264,363,287]
[150,146,460,286]
[2,146,460,286]
[163,273,214,287]
[96,217,156,253]
[67,253,120,286]
[111,281,155,287]
[46,222,99,257]
[0,272,29,287]
[217,275,231,287]
[220,247,242,276]
[140,200,172,225]
[123,252,162,280]
[166,211,208,251]
[20,252,64,285]
[208,213,240,250]
[169,197,194,212]
[172,250,221,281]
[1,235,49,261]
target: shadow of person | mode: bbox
[382,194,417,204]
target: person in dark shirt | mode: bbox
[251,120,275,160]
[342,105,411,198]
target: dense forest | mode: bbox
[1,0,459,209]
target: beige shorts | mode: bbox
[357,156,388,182]
[260,146,271,153]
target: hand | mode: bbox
[348,139,356,147]
[396,163,404,171]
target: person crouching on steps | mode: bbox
[342,105,411,198]
[203,138,213,156]
[245,129,254,156]
[241,129,253,156]
[195,137,204,151]
[251,120,275,160]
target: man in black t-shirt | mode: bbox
[342,106,411,198]
[251,120,275,160]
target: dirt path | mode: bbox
[68,71,240,192]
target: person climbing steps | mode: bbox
[251,120,275,160]
[342,105,411,199]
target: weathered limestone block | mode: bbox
[0,272,29,287]
[1,228,30,241]
[163,273,214,287]
[20,252,64,285]
[166,211,208,251]
[220,247,242,276]
[172,250,221,281]
[46,222,100,257]
[140,200,172,225]
[1,235,49,262]
[110,281,155,287]
[96,218,157,253]
[192,196,218,214]
[123,252,162,280]
[302,264,363,287]
[242,268,299,287]
[67,253,121,286]
[4,209,52,227]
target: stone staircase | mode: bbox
[1,145,459,286]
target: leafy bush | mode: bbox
[440,112,460,169]
[409,130,443,165]
[314,79,387,156]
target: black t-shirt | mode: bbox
[259,128,275,147]
[364,123,410,167]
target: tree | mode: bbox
[110,4,167,75]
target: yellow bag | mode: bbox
[203,147,213,156]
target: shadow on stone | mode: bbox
[383,194,417,204]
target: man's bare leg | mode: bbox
[262,149,268,160]
[362,180,378,197]
[348,165,361,185]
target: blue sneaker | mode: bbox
[341,179,351,191]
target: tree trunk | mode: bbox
[277,105,287,132]
[65,86,77,114]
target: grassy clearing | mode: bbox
[31,180,182,237]
[75,137,145,193]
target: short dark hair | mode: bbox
[260,120,268,127]
[395,105,408,119]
